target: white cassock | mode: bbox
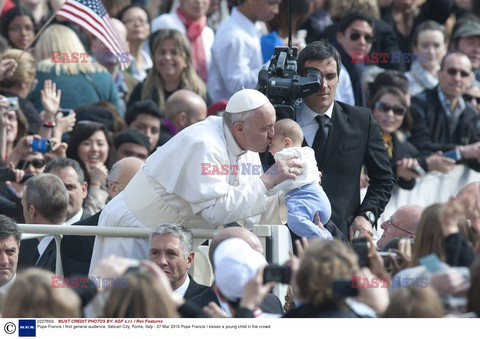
[90,116,287,273]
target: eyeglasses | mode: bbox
[349,32,375,44]
[387,218,414,235]
[375,101,407,116]
[463,93,480,104]
[446,68,470,78]
[17,159,46,170]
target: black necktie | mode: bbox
[312,115,331,167]
[313,115,329,151]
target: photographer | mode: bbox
[294,40,394,240]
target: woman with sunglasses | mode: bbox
[370,86,422,190]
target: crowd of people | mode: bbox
[0,0,480,320]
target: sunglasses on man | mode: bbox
[349,32,375,44]
[445,68,470,78]
[463,93,480,104]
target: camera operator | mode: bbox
[294,40,394,240]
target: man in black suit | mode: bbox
[44,158,91,225]
[190,226,284,316]
[296,40,395,239]
[61,157,144,277]
[18,174,69,273]
[149,223,208,300]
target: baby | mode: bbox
[270,118,332,240]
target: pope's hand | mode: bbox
[260,155,302,190]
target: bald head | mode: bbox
[274,118,304,146]
[107,157,144,197]
[208,227,263,270]
[165,89,207,131]
[377,205,424,249]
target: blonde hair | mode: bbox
[2,268,81,318]
[141,29,206,112]
[104,271,179,318]
[0,48,36,88]
[274,118,304,146]
[296,239,359,307]
[34,24,106,75]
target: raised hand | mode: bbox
[41,80,62,117]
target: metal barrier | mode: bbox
[18,224,219,277]
[17,224,291,291]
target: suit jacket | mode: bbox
[0,183,24,223]
[300,101,395,236]
[18,238,56,273]
[409,86,480,171]
[183,275,209,300]
[389,132,421,190]
[189,285,284,315]
[61,209,98,277]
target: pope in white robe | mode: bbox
[89,89,301,273]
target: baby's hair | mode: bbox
[274,119,304,146]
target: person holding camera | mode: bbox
[295,40,394,240]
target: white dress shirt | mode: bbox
[207,7,264,102]
[37,236,54,262]
[66,208,83,225]
[173,274,190,298]
[335,63,355,106]
[296,101,335,147]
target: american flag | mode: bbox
[56,0,131,69]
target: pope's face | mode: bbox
[236,102,276,153]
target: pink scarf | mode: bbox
[176,7,208,82]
